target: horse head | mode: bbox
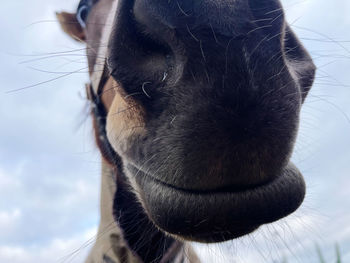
[57,0,315,247]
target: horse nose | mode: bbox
[108,0,315,192]
[129,0,298,191]
[133,0,284,37]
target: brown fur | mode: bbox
[105,79,146,157]
[56,12,85,42]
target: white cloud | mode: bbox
[0,227,97,263]
[0,168,21,190]
[0,209,22,235]
[0,209,22,223]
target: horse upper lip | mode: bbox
[127,163,284,194]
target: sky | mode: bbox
[0,1,349,263]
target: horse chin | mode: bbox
[126,163,305,243]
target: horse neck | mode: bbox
[94,158,183,263]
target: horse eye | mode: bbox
[77,0,91,28]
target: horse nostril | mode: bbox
[134,0,286,38]
[133,0,193,30]
[134,0,251,37]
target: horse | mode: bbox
[56,0,316,262]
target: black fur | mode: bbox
[105,0,315,242]
[113,172,177,262]
[85,0,315,252]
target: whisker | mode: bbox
[24,19,112,29]
[6,67,88,93]
[19,53,106,64]
[27,66,92,75]
[292,25,350,56]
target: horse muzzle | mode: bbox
[104,0,315,243]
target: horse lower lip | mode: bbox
[127,163,305,242]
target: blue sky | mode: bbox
[0,1,349,262]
